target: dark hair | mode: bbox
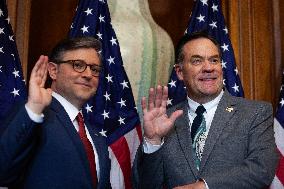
[175,31,221,64]
[49,36,102,63]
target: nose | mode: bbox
[202,60,214,72]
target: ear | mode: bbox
[48,62,58,80]
[175,64,184,81]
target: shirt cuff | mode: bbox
[142,137,164,154]
[25,104,44,123]
[201,178,209,189]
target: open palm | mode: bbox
[142,86,183,144]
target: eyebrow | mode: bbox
[190,54,220,59]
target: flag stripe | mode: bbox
[110,137,132,189]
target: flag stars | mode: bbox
[80,25,89,33]
[105,74,113,83]
[117,98,126,108]
[167,98,173,106]
[0,66,2,72]
[120,80,129,89]
[221,60,227,69]
[99,129,107,137]
[221,43,229,52]
[196,14,205,22]
[11,54,15,60]
[85,104,93,113]
[9,35,14,41]
[110,37,117,46]
[223,79,226,86]
[212,3,218,12]
[97,32,103,40]
[280,98,284,107]
[107,56,115,65]
[0,47,4,53]
[234,68,239,75]
[104,91,111,101]
[99,0,105,3]
[102,110,110,119]
[11,88,20,97]
[232,83,239,93]
[168,79,176,88]
[84,8,93,15]
[0,9,3,17]
[118,116,125,125]
[200,0,208,6]
[209,21,217,29]
[99,14,105,22]
[0,28,4,34]
[6,17,10,24]
[12,68,20,78]
[223,27,228,34]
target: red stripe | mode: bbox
[136,124,142,142]
[110,136,132,189]
[276,149,284,186]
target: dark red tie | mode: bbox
[76,112,97,188]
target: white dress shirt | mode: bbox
[25,92,100,180]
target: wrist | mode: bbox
[143,136,162,145]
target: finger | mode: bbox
[30,55,45,79]
[141,97,147,115]
[169,110,183,123]
[155,85,162,108]
[38,56,48,79]
[161,86,168,108]
[148,88,155,111]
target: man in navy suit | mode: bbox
[0,37,111,188]
[132,32,279,189]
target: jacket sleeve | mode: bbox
[0,105,40,186]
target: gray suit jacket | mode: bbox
[132,91,279,189]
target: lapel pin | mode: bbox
[226,107,234,112]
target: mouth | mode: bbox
[76,82,93,88]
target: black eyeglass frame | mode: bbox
[55,59,103,77]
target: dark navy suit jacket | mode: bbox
[0,98,111,189]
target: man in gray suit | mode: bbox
[132,31,279,189]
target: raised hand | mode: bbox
[26,55,53,114]
[142,85,183,144]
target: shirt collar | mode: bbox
[52,92,80,122]
[187,90,224,114]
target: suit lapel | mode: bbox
[199,91,238,172]
[85,122,109,188]
[49,98,94,185]
[174,102,199,177]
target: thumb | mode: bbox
[169,110,183,122]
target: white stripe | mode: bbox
[270,175,284,189]
[274,118,284,156]
[124,128,141,165]
[109,147,125,189]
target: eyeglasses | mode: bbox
[56,59,103,77]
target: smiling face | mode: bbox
[175,37,223,104]
[49,48,101,109]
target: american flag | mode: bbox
[69,0,142,188]
[0,0,27,130]
[167,0,244,107]
[270,71,284,189]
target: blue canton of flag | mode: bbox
[0,0,27,128]
[69,0,142,188]
[270,70,284,189]
[168,0,244,107]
